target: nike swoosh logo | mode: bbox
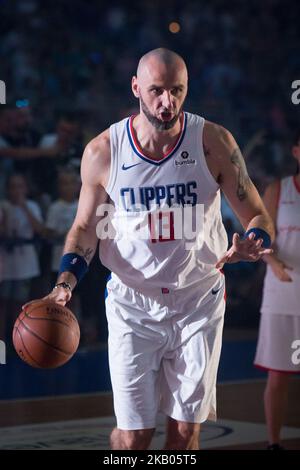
[122,163,142,170]
[212,287,222,295]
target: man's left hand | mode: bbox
[216,232,273,269]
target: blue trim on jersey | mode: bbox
[126,113,187,166]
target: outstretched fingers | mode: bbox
[257,248,273,256]
[216,251,232,269]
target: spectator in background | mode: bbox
[45,169,80,316]
[2,104,40,180]
[0,205,5,283]
[10,105,40,149]
[38,111,84,195]
[0,105,67,200]
[0,174,45,342]
[0,105,17,197]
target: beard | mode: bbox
[140,96,183,131]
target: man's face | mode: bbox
[132,59,188,131]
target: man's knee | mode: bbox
[110,427,155,450]
[165,419,200,449]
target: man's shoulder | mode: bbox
[86,128,111,156]
[87,115,129,154]
[84,128,111,168]
[203,120,233,145]
[81,129,111,187]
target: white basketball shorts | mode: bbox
[105,273,226,430]
[254,312,300,373]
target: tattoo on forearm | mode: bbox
[230,147,251,201]
[75,245,94,262]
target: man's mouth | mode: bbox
[160,111,173,121]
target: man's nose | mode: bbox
[161,91,172,109]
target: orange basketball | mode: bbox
[13,300,80,368]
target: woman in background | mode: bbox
[254,130,300,450]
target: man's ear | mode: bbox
[131,76,139,98]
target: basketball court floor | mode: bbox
[0,329,299,450]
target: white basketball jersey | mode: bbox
[261,176,300,315]
[99,112,228,292]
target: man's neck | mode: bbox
[132,112,182,159]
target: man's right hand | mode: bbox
[22,286,72,311]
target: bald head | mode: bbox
[137,48,187,79]
[132,48,188,131]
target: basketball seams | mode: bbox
[22,302,49,316]
[24,314,79,335]
[13,300,80,368]
[23,302,75,321]
[14,326,42,368]
[19,319,74,356]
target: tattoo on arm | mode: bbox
[230,147,251,201]
[75,245,94,262]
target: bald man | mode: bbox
[24,48,274,450]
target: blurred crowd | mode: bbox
[1,0,300,347]
[0,104,110,347]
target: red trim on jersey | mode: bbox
[254,363,300,375]
[129,112,185,162]
[293,175,300,194]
